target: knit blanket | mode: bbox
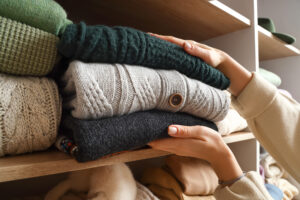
[58,22,230,89]
[62,110,218,162]
[0,0,72,35]
[62,61,230,122]
[0,16,58,76]
[0,73,61,157]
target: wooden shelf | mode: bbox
[0,132,254,183]
[58,0,250,41]
[259,26,300,61]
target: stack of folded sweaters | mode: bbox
[0,0,248,163]
[55,22,234,162]
[0,0,72,157]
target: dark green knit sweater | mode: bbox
[58,22,230,89]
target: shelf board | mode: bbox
[0,132,254,183]
[58,0,250,41]
[259,26,300,61]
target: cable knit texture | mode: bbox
[0,74,61,157]
[58,22,230,89]
[62,61,229,122]
[0,16,59,76]
[0,0,72,35]
[62,110,217,162]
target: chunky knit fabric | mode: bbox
[0,0,72,35]
[0,73,61,157]
[58,22,230,89]
[62,110,217,162]
[62,61,230,122]
[0,16,59,76]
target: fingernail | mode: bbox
[168,126,178,135]
[184,42,192,49]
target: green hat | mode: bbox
[258,18,296,44]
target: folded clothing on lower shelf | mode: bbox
[61,61,230,122]
[165,155,218,196]
[61,110,217,162]
[0,73,61,157]
[141,167,216,200]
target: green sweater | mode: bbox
[0,16,58,76]
[0,0,72,35]
[58,22,230,89]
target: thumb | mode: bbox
[168,125,209,140]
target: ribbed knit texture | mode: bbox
[0,0,72,35]
[58,22,230,89]
[62,110,217,162]
[0,16,59,76]
[0,73,61,157]
[62,61,230,122]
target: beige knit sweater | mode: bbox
[214,72,300,199]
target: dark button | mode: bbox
[169,93,183,108]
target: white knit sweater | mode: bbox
[62,61,230,122]
[0,74,61,156]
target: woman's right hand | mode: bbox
[149,33,228,68]
[150,33,253,97]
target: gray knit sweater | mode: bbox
[62,61,230,122]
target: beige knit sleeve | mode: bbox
[231,72,300,183]
[214,171,273,200]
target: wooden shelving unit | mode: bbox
[0,132,254,183]
[58,0,250,41]
[258,26,300,61]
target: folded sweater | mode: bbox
[0,0,72,35]
[0,16,59,76]
[58,22,230,89]
[0,73,61,157]
[165,156,218,196]
[62,61,229,122]
[62,110,217,162]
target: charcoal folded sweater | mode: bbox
[58,22,230,89]
[62,110,218,162]
[62,61,230,122]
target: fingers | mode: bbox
[183,42,211,62]
[148,138,208,157]
[168,125,219,140]
[149,33,186,47]
[149,33,218,67]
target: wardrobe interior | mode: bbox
[0,0,299,199]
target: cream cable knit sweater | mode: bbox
[0,74,61,156]
[62,61,230,122]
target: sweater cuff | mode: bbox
[214,171,273,200]
[231,72,278,119]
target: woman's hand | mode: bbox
[149,33,227,68]
[149,33,253,97]
[149,125,243,182]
